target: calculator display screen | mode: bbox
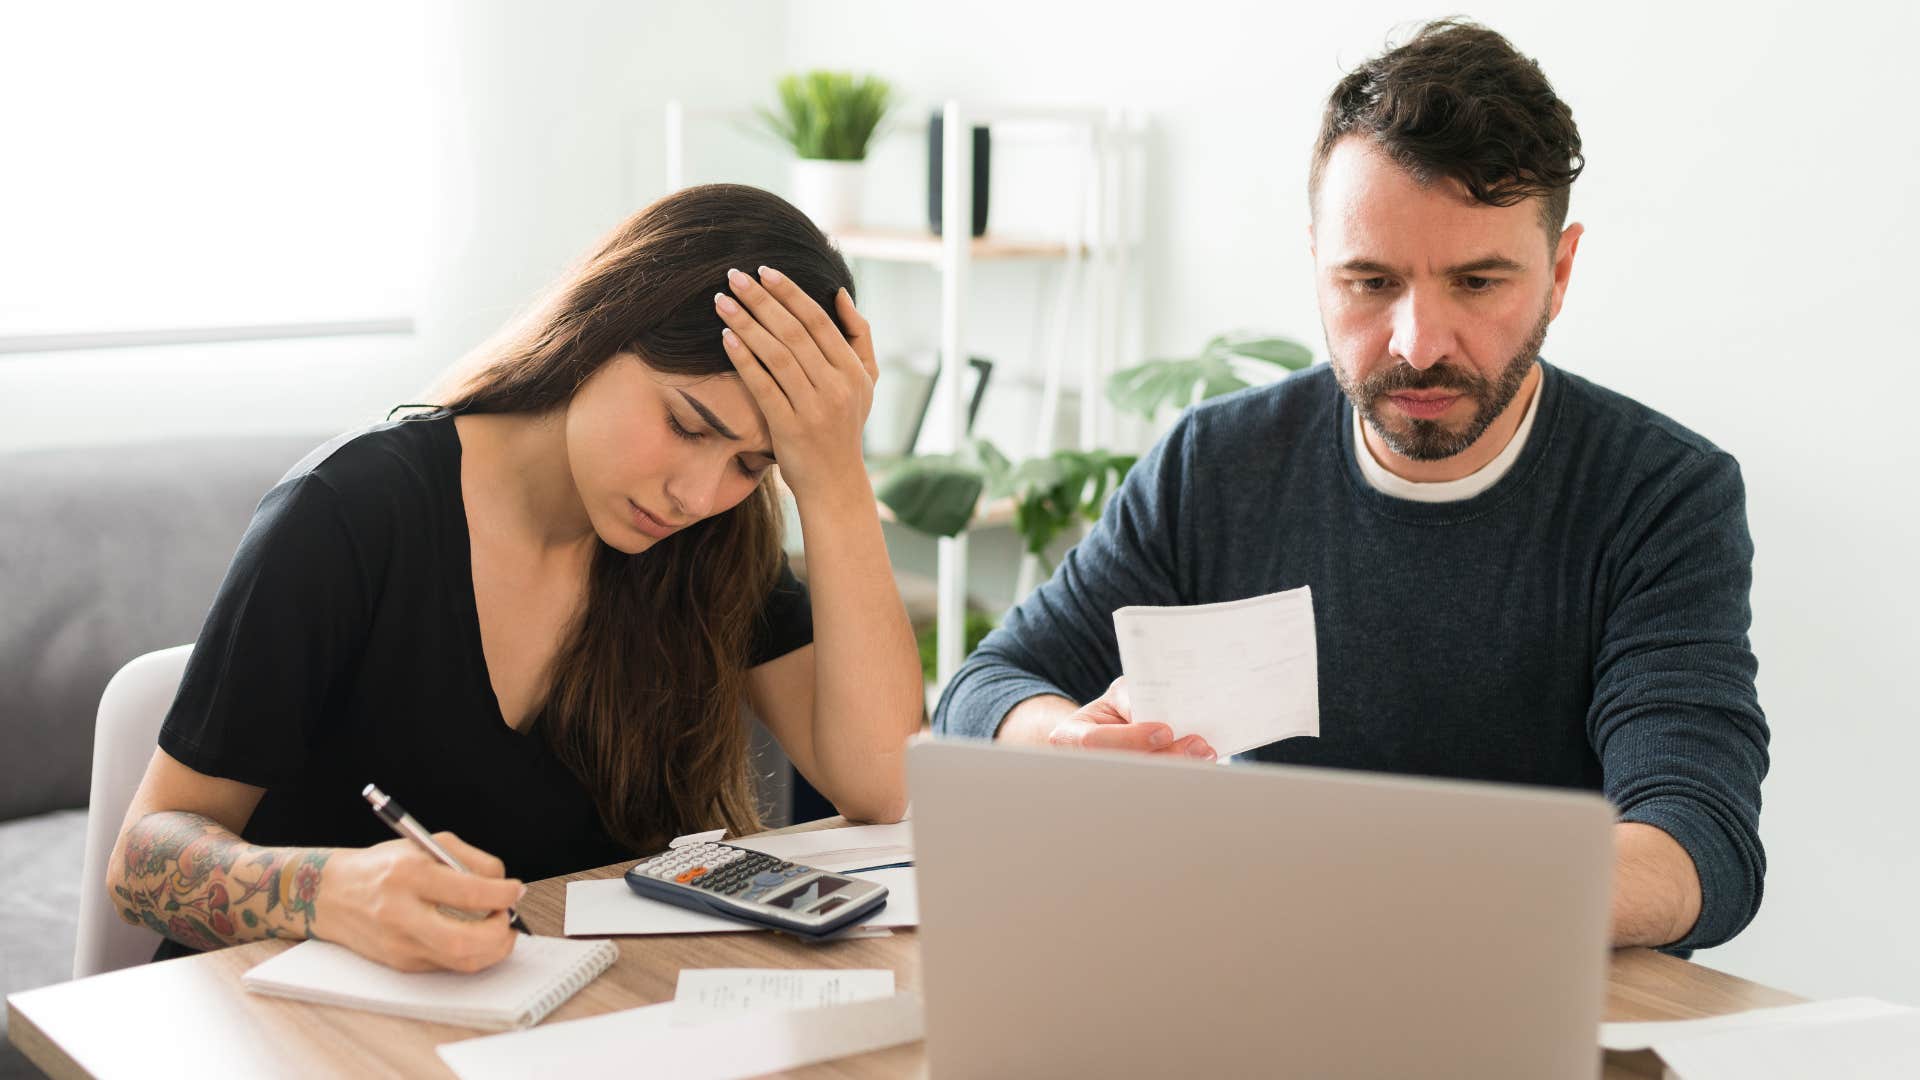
[766,875,852,911]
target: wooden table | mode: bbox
[9,817,1802,1079]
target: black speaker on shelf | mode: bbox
[927,113,990,237]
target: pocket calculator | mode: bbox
[622,840,889,938]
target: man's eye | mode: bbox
[1351,277,1392,294]
[1460,276,1497,292]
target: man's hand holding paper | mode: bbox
[1112,585,1320,758]
[1039,676,1219,760]
[1019,586,1320,760]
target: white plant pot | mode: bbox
[790,159,865,234]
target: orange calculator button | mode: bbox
[675,866,709,884]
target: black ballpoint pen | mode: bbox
[362,783,532,934]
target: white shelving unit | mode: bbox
[665,99,1145,689]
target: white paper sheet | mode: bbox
[671,969,895,1026]
[563,866,919,937]
[1601,997,1914,1051]
[1113,585,1319,756]
[436,993,925,1080]
[1652,1009,1920,1079]
[669,828,726,849]
[728,822,914,872]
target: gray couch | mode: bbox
[0,434,324,1078]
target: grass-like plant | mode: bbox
[757,71,894,161]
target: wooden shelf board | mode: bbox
[831,228,1078,265]
[772,467,1017,530]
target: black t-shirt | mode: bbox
[154,412,811,959]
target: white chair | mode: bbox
[72,644,193,979]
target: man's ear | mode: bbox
[1549,222,1584,321]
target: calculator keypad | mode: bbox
[630,843,810,904]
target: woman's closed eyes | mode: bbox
[666,412,770,478]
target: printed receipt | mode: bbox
[671,969,895,1027]
[1113,585,1320,757]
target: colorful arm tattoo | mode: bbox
[112,812,329,951]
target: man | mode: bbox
[932,19,1766,952]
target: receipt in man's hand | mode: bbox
[1113,586,1319,757]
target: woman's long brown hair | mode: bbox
[439,184,854,855]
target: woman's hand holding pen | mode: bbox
[314,831,524,973]
[714,266,877,508]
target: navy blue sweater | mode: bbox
[933,362,1768,950]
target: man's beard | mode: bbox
[1332,303,1551,461]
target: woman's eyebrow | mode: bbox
[677,389,776,460]
[675,389,741,440]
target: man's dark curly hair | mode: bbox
[1309,19,1584,240]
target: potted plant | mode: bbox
[757,71,893,233]
[876,332,1313,564]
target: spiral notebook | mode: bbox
[242,936,617,1031]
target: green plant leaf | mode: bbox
[1107,360,1207,418]
[972,438,1015,497]
[756,71,894,161]
[876,457,983,537]
[1224,336,1314,368]
[1107,356,1243,418]
[1077,452,1138,520]
[1200,361,1248,400]
[915,609,998,682]
[1008,453,1065,489]
[1001,449,1138,560]
[1106,333,1313,420]
[879,442,1135,564]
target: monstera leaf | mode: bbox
[1106,333,1313,420]
[1001,450,1137,561]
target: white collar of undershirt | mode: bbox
[1352,380,1543,503]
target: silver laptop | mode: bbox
[906,737,1615,1079]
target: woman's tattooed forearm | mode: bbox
[112,812,328,950]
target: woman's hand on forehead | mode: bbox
[712,266,878,503]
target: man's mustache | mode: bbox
[1362,364,1486,395]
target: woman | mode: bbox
[106,185,925,971]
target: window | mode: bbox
[0,3,429,351]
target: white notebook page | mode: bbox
[242,935,615,1031]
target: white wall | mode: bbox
[0,0,787,452]
[783,0,1920,1002]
